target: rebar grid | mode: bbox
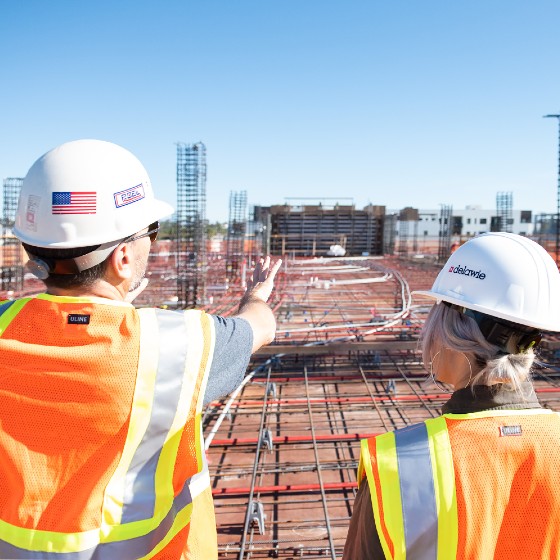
[204,256,560,558]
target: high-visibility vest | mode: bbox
[359,409,560,560]
[0,294,217,559]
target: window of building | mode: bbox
[480,218,487,224]
[467,218,471,224]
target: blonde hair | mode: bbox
[420,303,534,394]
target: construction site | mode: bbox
[2,143,560,559]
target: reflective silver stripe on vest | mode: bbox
[120,309,189,523]
[394,422,438,560]
[0,478,192,559]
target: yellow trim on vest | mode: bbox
[0,519,101,552]
[195,312,215,471]
[196,312,214,418]
[360,439,393,560]
[138,501,195,560]
[0,298,31,337]
[376,432,405,560]
[425,416,458,559]
[102,308,160,528]
[153,310,204,519]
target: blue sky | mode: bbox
[1,0,560,222]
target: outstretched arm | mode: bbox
[236,256,282,353]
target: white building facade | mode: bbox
[391,205,535,238]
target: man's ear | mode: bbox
[109,242,134,281]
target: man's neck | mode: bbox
[46,280,128,301]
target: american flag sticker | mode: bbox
[114,184,145,208]
[52,192,97,214]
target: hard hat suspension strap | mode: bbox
[443,302,542,354]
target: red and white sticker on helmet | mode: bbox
[114,184,145,208]
[25,195,41,231]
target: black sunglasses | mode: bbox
[124,221,159,244]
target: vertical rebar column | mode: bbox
[176,142,207,308]
[1,178,24,293]
[226,190,247,279]
[496,191,513,233]
[438,204,452,263]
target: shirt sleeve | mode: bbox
[203,315,254,406]
[342,482,385,560]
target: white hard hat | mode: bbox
[413,232,560,332]
[14,139,174,248]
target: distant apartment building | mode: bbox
[390,205,535,239]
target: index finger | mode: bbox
[266,259,282,282]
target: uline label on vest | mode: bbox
[499,425,522,437]
[68,314,90,325]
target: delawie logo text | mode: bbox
[448,265,486,280]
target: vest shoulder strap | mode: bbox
[361,417,458,560]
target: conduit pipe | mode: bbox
[211,432,381,446]
[222,393,450,407]
[213,481,358,496]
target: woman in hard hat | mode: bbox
[343,232,560,560]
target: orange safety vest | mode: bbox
[0,294,217,559]
[359,409,560,560]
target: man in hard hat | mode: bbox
[343,232,560,559]
[0,139,281,559]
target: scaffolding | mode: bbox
[1,178,24,293]
[438,204,453,263]
[496,191,513,233]
[176,142,207,308]
[226,191,248,279]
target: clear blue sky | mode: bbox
[1,0,560,222]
